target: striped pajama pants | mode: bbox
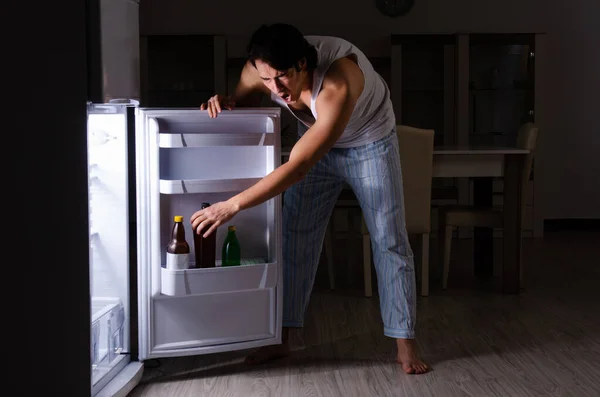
[282,128,416,339]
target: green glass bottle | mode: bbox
[221,225,241,266]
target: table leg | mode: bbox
[473,177,494,278]
[502,154,523,294]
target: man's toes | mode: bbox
[400,362,430,374]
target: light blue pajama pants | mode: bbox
[281,128,416,339]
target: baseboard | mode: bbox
[429,229,533,239]
[544,218,600,232]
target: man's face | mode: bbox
[254,59,306,104]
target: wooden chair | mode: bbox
[325,125,435,297]
[438,122,539,289]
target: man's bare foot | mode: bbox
[396,338,429,374]
[244,343,290,365]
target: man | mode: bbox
[191,23,429,374]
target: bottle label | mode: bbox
[166,252,189,270]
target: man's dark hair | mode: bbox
[247,23,318,72]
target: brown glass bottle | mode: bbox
[193,203,216,268]
[166,215,190,270]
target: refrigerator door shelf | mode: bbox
[159,177,262,194]
[146,107,280,135]
[159,132,275,148]
[160,261,276,296]
[150,286,277,356]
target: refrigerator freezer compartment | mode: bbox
[152,287,276,351]
[160,261,277,296]
[159,177,261,194]
[159,132,275,147]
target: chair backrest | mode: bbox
[396,125,435,234]
[516,122,539,189]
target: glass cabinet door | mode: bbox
[468,34,536,147]
[391,34,457,147]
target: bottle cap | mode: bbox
[174,215,183,222]
[228,225,236,231]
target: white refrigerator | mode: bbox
[87,103,283,395]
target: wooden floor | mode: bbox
[129,231,600,397]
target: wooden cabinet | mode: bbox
[140,35,227,107]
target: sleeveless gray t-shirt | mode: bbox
[271,35,396,148]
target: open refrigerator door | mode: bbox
[135,108,283,361]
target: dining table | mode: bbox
[432,146,530,294]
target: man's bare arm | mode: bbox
[231,61,269,107]
[228,57,364,211]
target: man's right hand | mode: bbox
[200,94,236,118]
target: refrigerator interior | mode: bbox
[136,108,283,360]
[87,103,132,394]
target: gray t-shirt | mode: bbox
[271,35,396,148]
